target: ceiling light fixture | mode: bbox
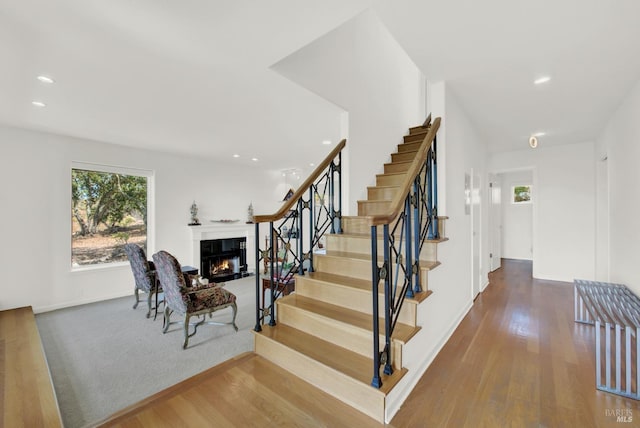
[251,157,258,162]
[529,136,538,149]
[232,154,240,158]
[322,140,331,145]
[534,76,551,85]
[37,75,54,84]
[309,163,315,167]
[32,101,46,107]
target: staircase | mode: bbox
[252,119,446,423]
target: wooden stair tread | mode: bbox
[303,271,434,302]
[375,172,406,178]
[279,294,420,344]
[329,232,449,244]
[319,250,441,269]
[306,271,372,291]
[358,199,392,204]
[255,324,406,394]
[367,185,400,190]
[385,160,413,166]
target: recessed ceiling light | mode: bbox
[322,140,331,145]
[309,163,315,167]
[251,157,258,162]
[534,76,551,85]
[232,154,240,158]
[37,75,54,84]
[32,101,46,107]
[529,136,538,149]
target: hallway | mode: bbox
[390,259,640,427]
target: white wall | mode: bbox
[386,84,489,420]
[272,10,424,215]
[597,78,640,294]
[0,125,282,312]
[489,141,595,282]
[500,170,533,260]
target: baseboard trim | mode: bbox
[34,291,132,314]
[385,299,473,423]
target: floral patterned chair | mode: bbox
[124,243,162,319]
[152,250,238,349]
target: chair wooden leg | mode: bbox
[163,307,171,333]
[183,314,191,349]
[133,287,140,309]
[146,292,153,318]
[231,303,239,332]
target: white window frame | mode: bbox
[71,161,155,271]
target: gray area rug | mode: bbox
[36,276,258,428]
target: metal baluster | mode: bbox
[269,222,276,326]
[337,152,343,234]
[412,179,421,293]
[432,136,439,239]
[606,322,611,388]
[308,187,315,273]
[297,199,304,275]
[329,162,335,234]
[404,195,414,299]
[383,224,393,376]
[254,222,262,332]
[371,225,382,388]
[616,324,621,391]
[626,327,631,395]
[426,148,435,240]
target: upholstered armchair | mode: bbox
[124,243,162,319]
[152,250,238,349]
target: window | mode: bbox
[512,185,532,204]
[71,162,153,268]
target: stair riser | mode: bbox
[384,162,411,174]
[326,234,439,262]
[397,141,422,152]
[391,151,418,163]
[367,186,399,200]
[409,125,428,135]
[403,133,427,143]
[315,255,371,281]
[254,333,385,423]
[376,174,405,187]
[295,277,418,326]
[357,200,392,216]
[341,216,447,239]
[341,216,401,235]
[277,302,403,368]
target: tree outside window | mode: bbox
[72,167,149,267]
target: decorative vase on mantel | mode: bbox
[247,202,254,224]
[189,200,201,226]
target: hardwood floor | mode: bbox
[96,352,383,427]
[389,259,640,428]
[7,259,638,426]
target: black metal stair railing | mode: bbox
[369,115,441,388]
[253,140,345,331]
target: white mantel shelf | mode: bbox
[189,223,256,275]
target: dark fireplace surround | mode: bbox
[200,237,248,282]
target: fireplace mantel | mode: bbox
[189,223,255,276]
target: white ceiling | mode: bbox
[1,0,639,165]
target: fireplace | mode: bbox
[200,237,248,282]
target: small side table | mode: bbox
[262,277,295,308]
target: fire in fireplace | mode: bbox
[200,237,247,282]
